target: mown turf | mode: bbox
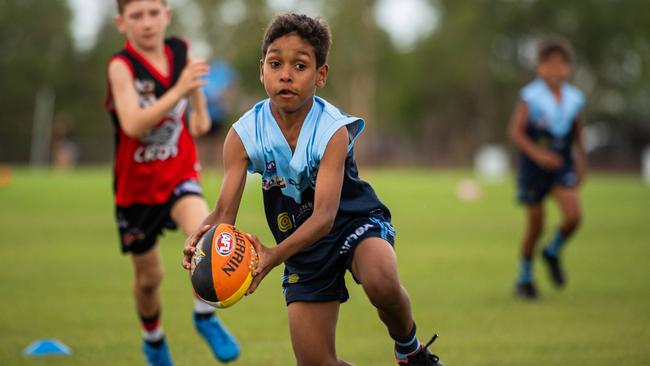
[0,167,649,365]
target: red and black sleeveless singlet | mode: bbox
[104,37,200,207]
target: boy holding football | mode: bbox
[183,13,443,366]
[508,39,587,299]
[105,0,239,364]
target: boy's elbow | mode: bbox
[316,211,336,236]
[507,126,517,142]
[189,115,211,137]
[188,127,201,138]
[323,216,335,234]
[121,120,146,139]
[508,127,522,145]
[198,121,211,136]
[191,126,210,138]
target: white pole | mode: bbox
[29,86,56,168]
[642,146,650,184]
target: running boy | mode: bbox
[508,39,587,299]
[182,13,443,366]
[105,0,239,364]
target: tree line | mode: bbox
[1,0,648,167]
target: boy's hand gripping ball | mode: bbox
[190,224,258,308]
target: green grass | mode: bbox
[1,167,649,365]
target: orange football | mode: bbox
[190,224,258,308]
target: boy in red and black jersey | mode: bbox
[106,36,201,209]
[105,1,239,364]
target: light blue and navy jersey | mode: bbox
[519,78,585,160]
[232,96,389,246]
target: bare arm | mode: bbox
[182,128,249,269]
[246,127,349,294]
[187,57,212,137]
[109,58,209,139]
[573,118,588,185]
[508,100,562,171]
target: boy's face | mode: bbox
[260,33,328,114]
[537,52,571,88]
[115,0,171,51]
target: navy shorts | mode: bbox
[281,212,396,305]
[115,179,203,254]
[517,157,578,204]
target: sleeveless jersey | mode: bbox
[232,96,390,245]
[519,78,585,161]
[104,37,200,207]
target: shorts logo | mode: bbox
[287,273,300,284]
[215,233,234,256]
[277,212,293,233]
[340,223,374,255]
[122,229,145,246]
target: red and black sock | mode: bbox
[140,309,164,346]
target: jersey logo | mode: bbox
[133,99,188,163]
[135,79,157,108]
[262,161,286,190]
[277,212,293,232]
[262,176,286,190]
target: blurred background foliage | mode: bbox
[1,0,649,167]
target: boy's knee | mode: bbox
[135,269,163,294]
[564,211,582,232]
[363,272,403,309]
[526,224,544,239]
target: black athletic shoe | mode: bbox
[515,281,538,300]
[542,250,566,287]
[395,334,444,366]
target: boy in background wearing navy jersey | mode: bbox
[509,39,587,299]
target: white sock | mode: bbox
[194,298,215,315]
[142,325,164,343]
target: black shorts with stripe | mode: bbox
[115,179,203,255]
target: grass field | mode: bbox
[1,167,649,365]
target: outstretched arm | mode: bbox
[182,128,249,269]
[508,100,562,171]
[109,58,209,139]
[246,126,349,294]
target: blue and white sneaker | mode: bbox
[194,313,240,362]
[143,338,173,366]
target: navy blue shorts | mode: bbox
[517,157,577,204]
[115,179,203,254]
[281,212,396,305]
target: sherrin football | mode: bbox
[190,224,258,308]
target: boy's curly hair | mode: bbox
[262,13,332,68]
[537,38,574,64]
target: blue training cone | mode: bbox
[23,339,71,356]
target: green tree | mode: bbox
[0,0,76,162]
